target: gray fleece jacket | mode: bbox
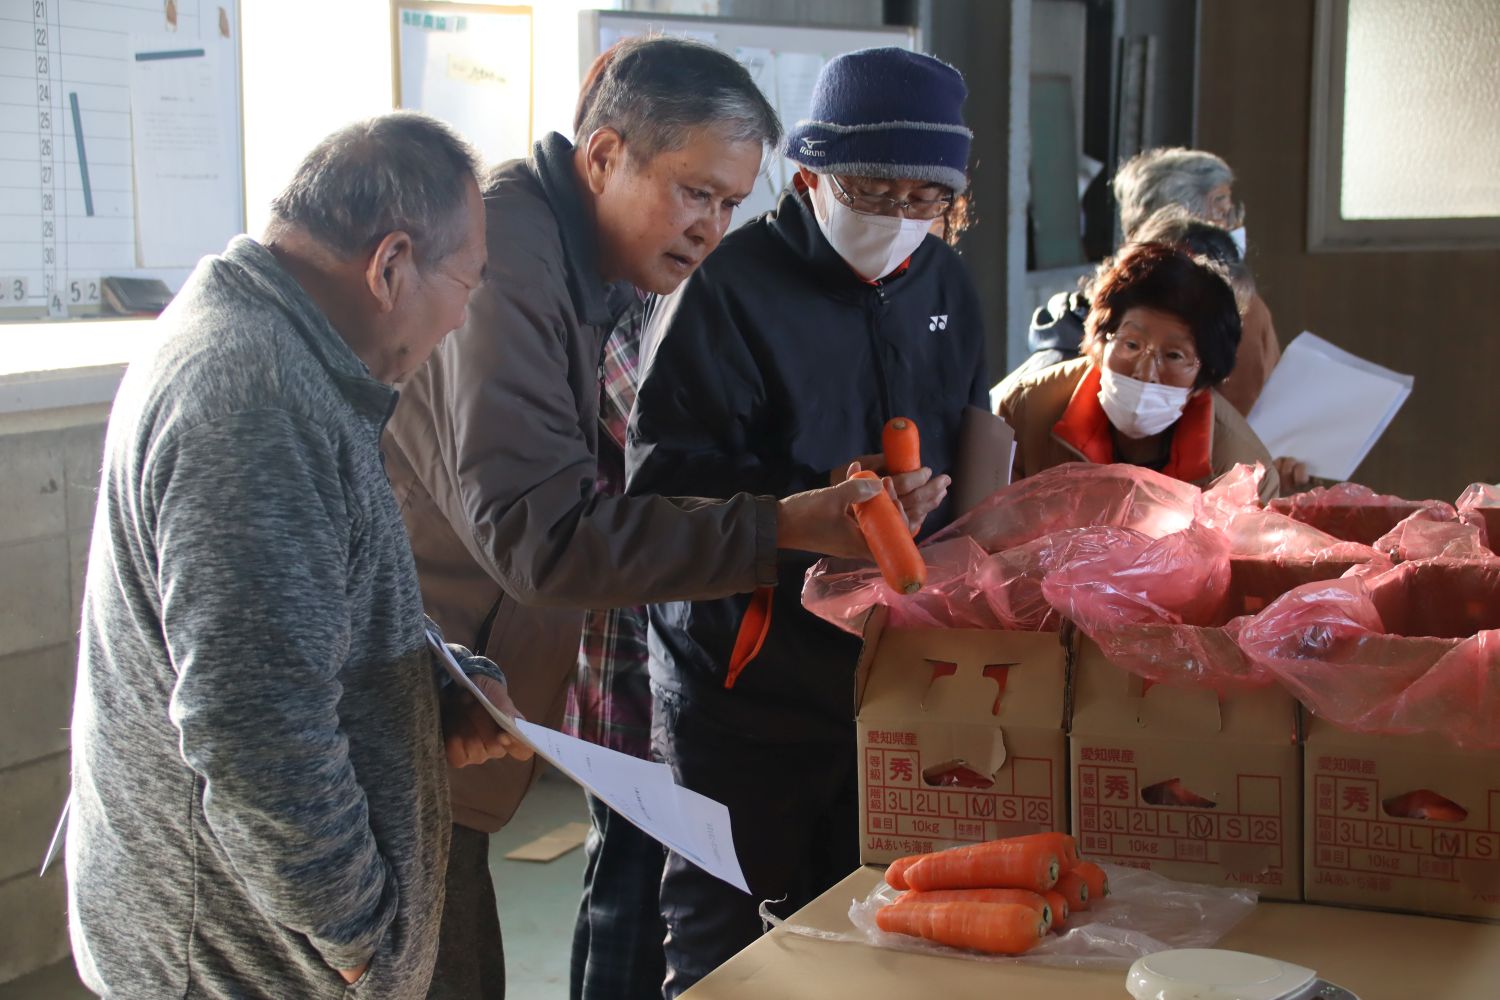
[67,236,451,999]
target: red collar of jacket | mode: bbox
[1052,363,1215,483]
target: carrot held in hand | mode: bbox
[850,470,926,594]
[1055,870,1090,912]
[904,840,1060,893]
[895,888,1051,929]
[1072,861,1109,901]
[1043,890,1070,932]
[876,901,1048,955]
[882,417,922,475]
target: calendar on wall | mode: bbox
[1,0,244,321]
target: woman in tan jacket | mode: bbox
[997,241,1280,502]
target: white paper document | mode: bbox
[1248,331,1413,481]
[128,37,241,267]
[428,632,749,892]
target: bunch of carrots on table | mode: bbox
[877,832,1110,955]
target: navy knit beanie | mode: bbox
[784,47,972,194]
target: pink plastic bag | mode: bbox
[1374,507,1497,563]
[802,463,1220,636]
[1237,559,1500,746]
[1268,483,1452,545]
[1458,482,1500,553]
[928,462,1203,552]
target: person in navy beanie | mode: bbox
[628,47,989,996]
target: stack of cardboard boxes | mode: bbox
[853,593,1500,921]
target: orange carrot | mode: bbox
[1072,861,1109,901]
[882,417,922,475]
[885,854,926,890]
[894,888,1052,929]
[1055,870,1090,912]
[876,901,1048,955]
[904,841,1060,893]
[850,470,926,594]
[1042,889,1070,932]
[1005,832,1080,869]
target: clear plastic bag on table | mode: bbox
[928,462,1203,553]
[1374,507,1497,563]
[1237,559,1500,745]
[824,863,1256,970]
[1267,483,1453,545]
[1457,482,1500,553]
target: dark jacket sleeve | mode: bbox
[389,239,779,608]
[627,269,830,502]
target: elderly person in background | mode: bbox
[1112,148,1280,416]
[997,241,1280,502]
[67,112,530,1000]
[1114,148,1308,489]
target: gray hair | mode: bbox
[269,111,481,268]
[575,36,781,162]
[1112,147,1234,240]
[1130,205,1256,312]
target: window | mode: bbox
[1308,0,1500,251]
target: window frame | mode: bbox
[1308,0,1500,253]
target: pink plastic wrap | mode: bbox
[1237,559,1500,746]
[1374,507,1497,563]
[1458,482,1500,553]
[802,463,1225,636]
[928,462,1203,552]
[1268,483,1453,545]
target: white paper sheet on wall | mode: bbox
[429,632,749,892]
[1248,332,1414,481]
[128,37,241,267]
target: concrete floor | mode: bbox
[0,768,590,1000]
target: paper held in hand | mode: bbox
[1247,332,1413,482]
[427,630,749,892]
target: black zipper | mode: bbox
[866,282,893,423]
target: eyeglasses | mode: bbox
[1104,331,1201,379]
[828,174,953,221]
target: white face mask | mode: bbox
[1097,366,1193,439]
[808,175,932,281]
[1228,225,1247,258]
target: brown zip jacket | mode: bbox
[384,134,778,831]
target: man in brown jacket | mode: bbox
[385,38,937,998]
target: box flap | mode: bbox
[1071,637,1296,744]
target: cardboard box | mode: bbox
[1069,638,1302,900]
[1305,718,1500,920]
[854,609,1071,864]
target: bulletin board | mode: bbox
[0,0,245,321]
[392,2,533,167]
[580,10,918,225]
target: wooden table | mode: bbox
[681,867,1500,999]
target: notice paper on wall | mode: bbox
[428,631,749,892]
[128,36,241,267]
[1248,332,1414,481]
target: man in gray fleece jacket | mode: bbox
[66,112,527,999]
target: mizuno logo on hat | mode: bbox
[929,315,948,331]
[799,138,827,157]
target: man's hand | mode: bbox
[1274,456,1310,494]
[442,674,536,769]
[337,964,367,985]
[832,457,950,535]
[777,475,884,558]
